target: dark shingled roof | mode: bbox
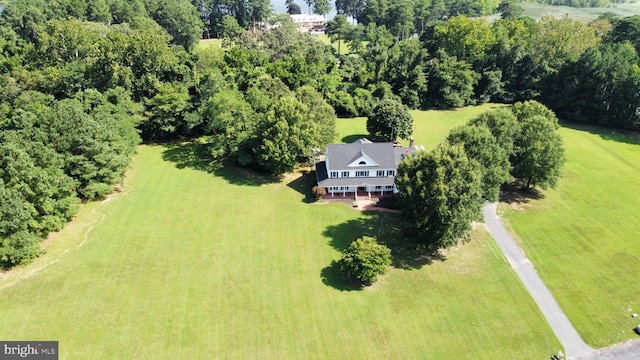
[326,141,396,170]
[315,138,416,188]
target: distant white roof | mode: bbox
[290,14,325,24]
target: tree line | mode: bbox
[0,0,638,267]
[322,11,640,130]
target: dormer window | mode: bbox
[330,171,338,178]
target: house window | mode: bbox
[387,170,395,176]
[358,161,366,165]
[341,171,349,178]
[356,171,369,177]
[376,170,385,177]
[375,186,382,189]
[330,171,338,178]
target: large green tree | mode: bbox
[533,15,599,70]
[396,143,483,250]
[446,124,511,201]
[510,101,565,189]
[145,0,203,52]
[430,15,496,65]
[366,98,413,142]
[425,50,479,109]
[253,96,319,174]
[469,108,519,156]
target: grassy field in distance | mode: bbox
[520,2,640,20]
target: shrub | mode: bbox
[312,186,326,196]
[312,186,326,199]
[338,236,392,286]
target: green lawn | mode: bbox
[0,110,561,358]
[197,38,223,50]
[337,103,504,148]
[500,123,640,348]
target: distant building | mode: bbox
[290,14,325,33]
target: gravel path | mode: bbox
[482,203,594,359]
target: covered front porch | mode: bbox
[325,185,395,200]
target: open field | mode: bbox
[501,123,640,348]
[197,38,223,51]
[521,2,640,20]
[0,106,561,358]
[337,103,504,147]
[315,33,354,55]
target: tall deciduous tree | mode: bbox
[387,0,414,40]
[469,108,519,156]
[313,0,331,15]
[253,96,318,174]
[295,85,337,148]
[447,124,511,201]
[286,0,302,14]
[335,0,366,22]
[326,15,350,58]
[146,0,204,52]
[425,50,479,109]
[396,143,483,250]
[366,98,413,142]
[201,88,256,157]
[430,15,496,65]
[534,15,599,70]
[510,101,565,189]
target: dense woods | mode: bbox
[0,0,638,266]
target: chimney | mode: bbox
[409,137,414,148]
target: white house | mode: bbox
[290,14,325,32]
[315,138,418,199]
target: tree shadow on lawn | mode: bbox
[341,134,369,143]
[320,211,447,291]
[561,120,640,146]
[499,184,544,205]
[161,141,280,187]
[285,169,317,204]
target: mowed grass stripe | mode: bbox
[502,124,640,347]
[337,103,504,148]
[0,107,559,358]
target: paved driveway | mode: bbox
[572,339,640,360]
[482,203,594,359]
